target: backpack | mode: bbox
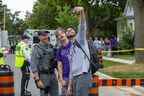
[88,40,99,65]
[74,40,103,74]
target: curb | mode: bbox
[103,56,135,64]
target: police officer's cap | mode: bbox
[38,31,50,36]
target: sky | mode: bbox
[3,0,37,19]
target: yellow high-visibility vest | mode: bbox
[15,41,26,68]
[0,48,5,65]
[0,57,4,65]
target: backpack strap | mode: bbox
[74,40,102,74]
[73,40,91,72]
[74,40,90,61]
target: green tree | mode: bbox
[55,5,78,28]
[62,0,126,37]
[28,0,59,29]
[10,11,28,34]
[27,0,126,37]
[27,0,78,29]
[0,1,13,33]
[0,0,28,35]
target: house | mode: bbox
[115,0,135,49]
[123,0,135,33]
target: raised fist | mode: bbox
[73,6,84,14]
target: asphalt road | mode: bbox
[5,54,40,96]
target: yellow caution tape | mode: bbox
[102,48,144,53]
[102,49,134,53]
[135,48,144,51]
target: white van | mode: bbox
[24,29,57,46]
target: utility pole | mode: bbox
[3,5,5,31]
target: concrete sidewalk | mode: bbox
[103,56,135,64]
[96,72,144,96]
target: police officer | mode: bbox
[31,31,58,96]
[15,35,31,96]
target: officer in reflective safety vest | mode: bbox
[0,48,5,65]
[15,35,32,96]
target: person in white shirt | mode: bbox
[66,6,91,96]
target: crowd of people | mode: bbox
[91,35,118,57]
[15,6,93,96]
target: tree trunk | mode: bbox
[134,0,144,63]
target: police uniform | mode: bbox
[15,38,31,96]
[31,31,58,96]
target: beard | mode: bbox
[67,34,76,39]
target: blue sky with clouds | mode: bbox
[3,0,37,19]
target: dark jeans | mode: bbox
[73,73,91,96]
[21,61,30,96]
[61,80,72,96]
[112,47,117,56]
[39,73,58,96]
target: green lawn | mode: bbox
[102,60,122,68]
[99,60,144,78]
[114,54,134,60]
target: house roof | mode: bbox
[123,0,134,17]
